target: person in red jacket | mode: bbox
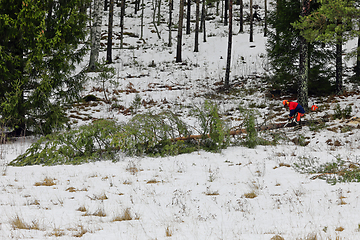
[282,100,305,123]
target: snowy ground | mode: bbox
[2,1,360,239]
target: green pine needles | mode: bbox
[10,101,232,166]
[0,0,89,135]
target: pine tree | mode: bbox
[266,0,334,95]
[0,0,88,135]
[293,0,360,95]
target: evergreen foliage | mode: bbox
[266,0,334,95]
[0,0,89,135]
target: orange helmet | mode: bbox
[282,100,289,106]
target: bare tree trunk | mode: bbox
[186,0,191,34]
[356,28,360,81]
[104,0,108,11]
[336,33,343,94]
[298,0,310,110]
[120,0,125,48]
[224,0,228,26]
[153,0,161,39]
[140,0,144,39]
[88,0,102,71]
[157,0,162,25]
[176,0,185,62]
[264,0,267,37]
[135,0,140,14]
[224,0,232,90]
[194,0,199,52]
[202,0,206,42]
[107,0,114,63]
[249,0,253,42]
[168,0,173,47]
[239,0,243,33]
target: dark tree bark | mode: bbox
[168,0,173,47]
[201,0,206,42]
[239,0,243,33]
[336,32,343,94]
[224,0,233,90]
[356,29,360,81]
[104,0,108,11]
[176,0,185,62]
[194,0,199,52]
[186,0,191,34]
[264,0,267,37]
[224,0,228,26]
[249,0,253,42]
[135,0,140,14]
[298,0,310,110]
[107,0,114,63]
[120,0,125,48]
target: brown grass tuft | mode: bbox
[34,177,56,186]
[112,208,132,221]
[10,216,40,230]
[244,191,257,199]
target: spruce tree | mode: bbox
[266,0,334,95]
[0,0,88,135]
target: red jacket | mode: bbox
[288,102,305,117]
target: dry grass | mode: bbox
[93,208,107,217]
[77,206,87,212]
[244,191,258,199]
[73,225,88,237]
[11,215,40,230]
[34,177,56,186]
[88,193,108,200]
[48,228,65,237]
[270,235,284,240]
[165,226,173,237]
[335,226,345,232]
[112,208,132,221]
[146,179,159,184]
[205,190,219,196]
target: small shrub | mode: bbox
[334,104,352,119]
[294,155,360,184]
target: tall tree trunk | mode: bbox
[186,0,191,34]
[201,0,206,42]
[224,0,233,90]
[249,0,253,42]
[168,0,173,47]
[336,36,343,95]
[298,0,310,110]
[105,0,108,11]
[135,0,140,14]
[141,0,144,39]
[194,0,199,52]
[157,0,162,25]
[224,0,228,26]
[153,0,161,39]
[239,0,243,33]
[356,28,360,81]
[107,0,114,63]
[176,0,185,62]
[88,0,102,71]
[120,0,125,48]
[264,0,267,37]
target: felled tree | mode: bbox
[0,0,88,135]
